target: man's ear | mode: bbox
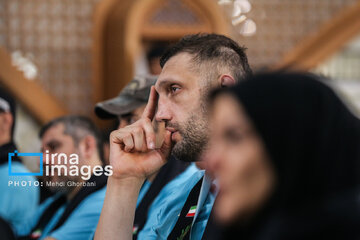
[2,113,13,132]
[0,113,13,144]
[219,74,236,88]
[79,135,96,159]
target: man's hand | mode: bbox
[109,86,172,180]
[95,87,172,240]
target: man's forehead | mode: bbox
[163,52,194,67]
[156,53,199,89]
[42,123,65,141]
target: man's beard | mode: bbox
[167,102,209,162]
[44,175,76,194]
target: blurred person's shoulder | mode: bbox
[0,161,39,191]
[48,187,107,240]
[55,185,107,219]
[76,186,107,210]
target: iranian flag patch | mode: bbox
[30,229,42,239]
[132,226,138,235]
[185,205,197,217]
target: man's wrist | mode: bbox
[108,175,145,192]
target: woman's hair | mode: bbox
[210,71,360,207]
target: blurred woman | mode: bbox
[206,72,360,239]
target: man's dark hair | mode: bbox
[39,115,104,164]
[147,43,168,61]
[160,33,252,82]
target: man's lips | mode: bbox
[165,127,177,133]
[166,127,180,142]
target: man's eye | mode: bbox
[170,86,180,94]
[48,144,57,151]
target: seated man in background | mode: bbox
[19,116,108,240]
[95,75,190,237]
[0,87,39,237]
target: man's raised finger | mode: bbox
[142,86,158,120]
[142,119,156,150]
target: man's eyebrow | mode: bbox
[157,79,183,89]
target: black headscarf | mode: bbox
[211,72,360,239]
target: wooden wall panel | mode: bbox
[0,47,68,124]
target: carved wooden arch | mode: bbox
[93,0,229,105]
[273,0,360,71]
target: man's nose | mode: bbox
[155,97,172,122]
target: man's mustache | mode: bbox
[165,122,181,130]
